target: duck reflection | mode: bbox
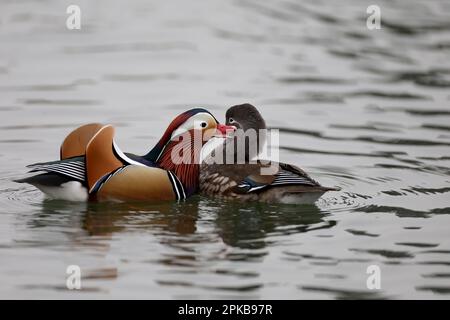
[32,199,199,236]
[196,198,335,250]
[28,197,336,286]
[33,197,334,250]
[81,200,200,236]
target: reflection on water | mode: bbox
[18,198,333,297]
[35,198,329,253]
[1,0,450,299]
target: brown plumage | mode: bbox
[200,104,339,204]
[200,161,336,203]
[95,165,177,201]
[17,108,231,202]
[85,125,123,191]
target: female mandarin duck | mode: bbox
[16,108,235,202]
[199,104,339,204]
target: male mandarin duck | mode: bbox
[15,108,235,202]
[199,104,339,204]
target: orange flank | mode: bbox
[96,165,177,201]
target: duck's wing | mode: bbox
[84,125,159,193]
[60,123,104,160]
[200,162,275,195]
[22,124,156,192]
[85,125,125,191]
[23,125,119,189]
[20,123,106,184]
[270,162,322,188]
[235,161,340,194]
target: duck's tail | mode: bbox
[14,172,88,201]
[24,156,86,182]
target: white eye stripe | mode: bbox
[171,112,215,139]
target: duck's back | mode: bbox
[200,161,337,204]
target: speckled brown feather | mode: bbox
[60,123,104,160]
[96,165,176,201]
[200,162,276,197]
[199,103,338,203]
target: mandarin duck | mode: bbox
[199,104,339,204]
[15,108,235,202]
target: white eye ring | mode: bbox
[200,121,207,128]
[229,118,235,124]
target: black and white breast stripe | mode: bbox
[166,171,186,200]
[27,159,85,182]
[272,170,318,187]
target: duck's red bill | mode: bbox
[216,124,236,136]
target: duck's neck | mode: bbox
[156,134,202,196]
[210,131,265,164]
[143,132,171,162]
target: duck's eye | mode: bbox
[200,122,207,128]
[229,118,235,124]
